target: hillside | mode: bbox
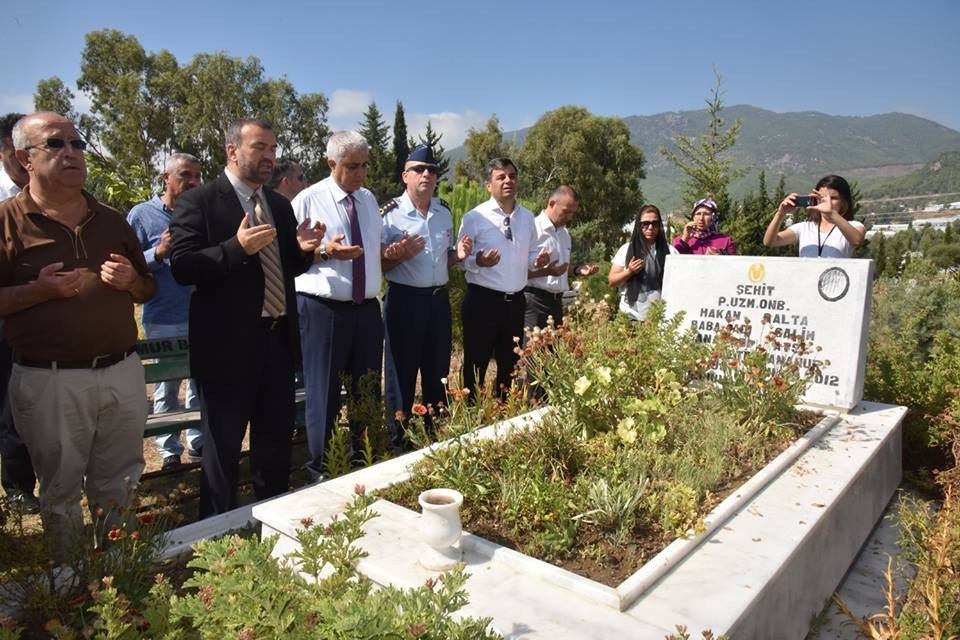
[858,150,960,202]
[449,106,960,212]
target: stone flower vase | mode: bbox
[417,488,464,570]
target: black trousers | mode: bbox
[384,283,452,446]
[197,317,296,518]
[461,284,525,400]
[298,294,383,478]
[0,337,36,496]
[523,287,565,332]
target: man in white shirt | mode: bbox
[457,158,550,400]
[524,185,598,331]
[291,131,414,475]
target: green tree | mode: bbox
[455,115,513,183]
[659,70,747,216]
[871,232,887,277]
[391,101,409,187]
[76,29,179,181]
[415,121,449,179]
[358,101,396,200]
[517,105,645,248]
[34,76,104,160]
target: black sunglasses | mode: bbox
[502,215,513,240]
[639,220,661,228]
[406,164,440,175]
[25,137,88,152]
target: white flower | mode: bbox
[574,376,591,396]
[596,366,612,385]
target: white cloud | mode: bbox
[329,88,374,120]
[406,110,489,148]
[0,94,34,114]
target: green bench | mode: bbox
[134,336,307,440]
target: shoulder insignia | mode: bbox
[438,198,451,211]
[379,199,400,217]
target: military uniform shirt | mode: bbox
[381,192,453,287]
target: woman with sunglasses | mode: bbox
[608,205,677,320]
[673,197,737,255]
[763,174,864,258]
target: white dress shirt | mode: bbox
[291,176,383,301]
[0,166,22,201]
[458,198,539,294]
[526,210,571,294]
[382,192,453,288]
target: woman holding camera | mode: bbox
[608,205,677,320]
[673,197,737,255]
[763,174,864,258]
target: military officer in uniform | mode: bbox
[380,145,471,449]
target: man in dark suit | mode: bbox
[170,118,325,517]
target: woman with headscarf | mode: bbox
[608,205,677,320]
[673,197,737,255]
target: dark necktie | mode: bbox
[252,193,286,318]
[345,193,365,304]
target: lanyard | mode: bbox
[817,224,836,257]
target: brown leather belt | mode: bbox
[14,346,137,370]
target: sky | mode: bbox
[2,0,957,148]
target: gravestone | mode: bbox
[661,255,874,410]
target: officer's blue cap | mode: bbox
[406,144,437,166]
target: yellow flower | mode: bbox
[616,417,637,444]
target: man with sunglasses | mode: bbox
[457,157,551,400]
[380,145,472,450]
[0,112,155,546]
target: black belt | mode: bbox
[388,282,447,296]
[524,286,564,301]
[468,283,523,302]
[15,346,137,370]
[298,292,378,307]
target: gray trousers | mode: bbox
[10,353,147,545]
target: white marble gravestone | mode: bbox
[662,255,874,410]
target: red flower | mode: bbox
[411,403,428,416]
[106,528,124,541]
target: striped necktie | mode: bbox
[252,192,286,318]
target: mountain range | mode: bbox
[450,106,960,212]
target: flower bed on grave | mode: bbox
[379,301,823,587]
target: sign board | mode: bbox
[662,255,873,410]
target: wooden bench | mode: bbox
[134,336,307,440]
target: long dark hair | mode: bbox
[812,174,855,221]
[625,205,669,304]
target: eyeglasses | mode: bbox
[406,165,440,176]
[502,215,513,241]
[24,137,88,152]
[639,220,661,228]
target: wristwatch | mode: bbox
[318,246,330,261]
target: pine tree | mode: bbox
[358,101,397,200]
[391,101,409,187]
[872,232,887,278]
[659,69,747,216]
[416,121,449,179]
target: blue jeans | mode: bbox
[144,322,202,458]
